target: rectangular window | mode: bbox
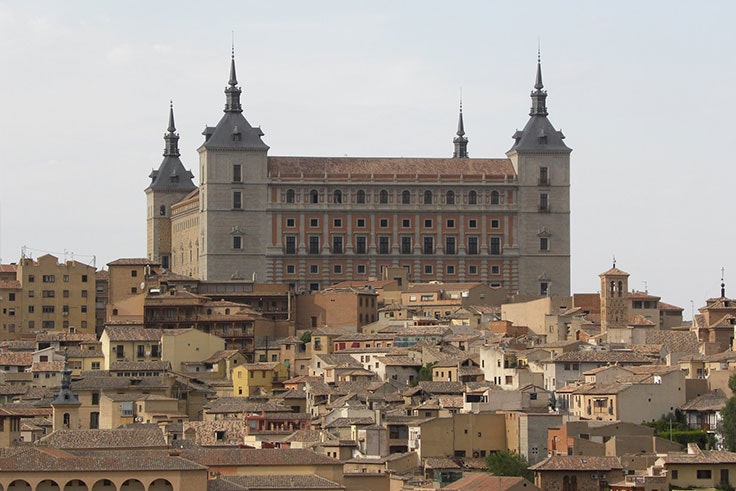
[332,236,343,254]
[62,305,69,314]
[28,290,34,298]
[81,275,88,283]
[491,265,500,275]
[285,236,296,254]
[232,191,242,209]
[42,275,55,283]
[333,265,342,274]
[91,362,100,370]
[468,219,477,228]
[286,264,295,274]
[446,219,455,228]
[63,275,69,283]
[491,219,500,229]
[356,218,366,228]
[423,236,434,255]
[42,305,55,313]
[333,218,342,227]
[286,218,295,227]
[357,264,366,274]
[310,218,319,227]
[28,275,35,283]
[402,219,411,228]
[233,164,242,182]
[446,265,455,275]
[355,236,367,254]
[540,282,549,296]
[28,306,34,313]
[445,236,456,255]
[42,321,54,329]
[309,236,320,254]
[539,166,549,185]
[424,219,432,228]
[379,219,388,228]
[137,345,145,358]
[310,265,319,274]
[401,236,412,254]
[81,290,88,298]
[378,236,390,254]
[233,236,242,249]
[490,236,501,255]
[469,265,478,275]
[424,265,433,274]
[42,290,55,298]
[81,305,87,313]
[540,237,549,251]
[467,236,479,255]
[539,193,549,212]
[697,470,712,480]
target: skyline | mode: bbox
[1,2,734,317]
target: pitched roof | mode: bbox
[210,474,344,490]
[269,157,515,179]
[530,455,623,471]
[38,428,168,450]
[444,474,536,491]
[549,351,651,364]
[103,326,162,341]
[181,448,340,467]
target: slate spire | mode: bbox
[225,47,243,113]
[530,49,548,116]
[452,98,469,158]
[163,101,180,157]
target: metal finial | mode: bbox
[231,31,235,58]
[612,254,616,268]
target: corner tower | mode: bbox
[51,360,81,431]
[198,52,270,281]
[506,53,571,297]
[145,103,197,270]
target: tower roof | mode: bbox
[51,360,80,407]
[200,53,269,151]
[146,103,197,193]
[452,99,468,158]
[599,267,630,277]
[508,54,571,154]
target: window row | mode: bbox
[281,235,505,255]
[27,274,88,283]
[27,290,88,298]
[283,188,506,205]
[283,263,494,277]
[284,217,502,230]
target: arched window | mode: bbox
[159,205,166,216]
[618,281,623,297]
[446,191,455,204]
[402,190,411,204]
[310,190,319,204]
[490,190,500,205]
[63,413,70,428]
[333,190,342,203]
[423,190,432,205]
[356,190,366,204]
[610,281,616,295]
[468,190,477,205]
[286,189,295,203]
[380,190,389,204]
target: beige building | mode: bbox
[296,286,378,331]
[658,444,736,489]
[146,54,572,299]
[401,282,507,319]
[409,412,506,459]
[0,254,96,338]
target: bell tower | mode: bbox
[600,263,630,333]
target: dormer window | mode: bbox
[232,126,241,142]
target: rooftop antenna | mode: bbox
[721,267,726,298]
[643,281,648,294]
[612,254,616,268]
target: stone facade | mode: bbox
[147,55,571,297]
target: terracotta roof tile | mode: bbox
[530,455,623,471]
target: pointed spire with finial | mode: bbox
[530,47,548,116]
[452,92,469,158]
[163,101,181,157]
[225,41,243,113]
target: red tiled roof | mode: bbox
[180,448,340,467]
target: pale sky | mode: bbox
[1,1,733,319]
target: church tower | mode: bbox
[51,360,81,431]
[452,101,468,158]
[145,103,197,270]
[599,264,630,333]
[506,53,571,296]
[198,52,270,281]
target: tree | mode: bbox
[720,373,736,451]
[416,362,437,384]
[300,330,312,344]
[486,450,533,481]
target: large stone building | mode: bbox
[0,254,96,338]
[146,53,571,297]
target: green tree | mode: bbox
[300,330,312,344]
[486,450,533,481]
[416,362,437,383]
[720,374,736,451]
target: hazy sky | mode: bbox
[1,2,733,318]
